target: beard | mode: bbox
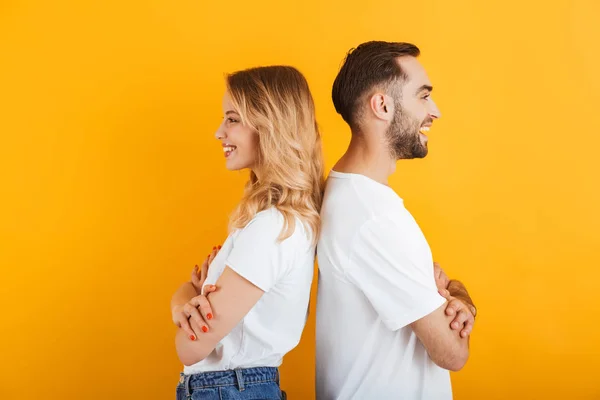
[386,103,429,160]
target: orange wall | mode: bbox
[1,1,599,399]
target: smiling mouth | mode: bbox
[419,126,430,135]
[223,145,237,158]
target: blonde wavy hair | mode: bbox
[226,66,324,244]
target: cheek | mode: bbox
[242,132,259,158]
[233,129,259,161]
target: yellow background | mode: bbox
[2,1,599,399]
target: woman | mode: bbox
[170,65,324,400]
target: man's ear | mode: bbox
[369,93,394,122]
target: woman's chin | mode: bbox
[225,161,249,171]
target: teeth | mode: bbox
[420,127,430,134]
[223,146,236,152]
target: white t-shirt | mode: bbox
[316,170,451,400]
[184,207,315,375]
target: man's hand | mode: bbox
[438,288,475,338]
[434,262,476,338]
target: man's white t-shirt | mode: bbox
[184,207,315,374]
[316,170,452,400]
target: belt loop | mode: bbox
[184,374,192,399]
[235,368,245,391]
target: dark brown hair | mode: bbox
[332,41,420,128]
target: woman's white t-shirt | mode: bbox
[183,207,315,374]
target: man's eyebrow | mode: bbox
[415,85,433,95]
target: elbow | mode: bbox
[175,330,211,366]
[177,348,208,367]
[436,349,469,372]
[446,352,469,372]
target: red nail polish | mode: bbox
[189,334,196,341]
[201,326,208,333]
[213,246,216,250]
[207,313,213,320]
[217,245,221,249]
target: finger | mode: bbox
[200,258,209,282]
[208,247,218,265]
[195,295,214,322]
[185,302,209,333]
[439,289,451,300]
[203,284,217,294]
[191,264,202,287]
[469,305,477,318]
[445,298,460,316]
[451,310,469,330]
[461,316,475,338]
[176,312,198,340]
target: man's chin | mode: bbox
[413,143,428,159]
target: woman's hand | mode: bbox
[171,245,221,340]
[191,245,221,295]
[172,285,217,340]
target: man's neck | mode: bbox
[332,131,396,186]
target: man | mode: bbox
[316,41,477,400]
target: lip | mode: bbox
[222,143,237,159]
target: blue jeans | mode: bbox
[176,367,286,400]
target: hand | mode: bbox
[438,288,475,338]
[172,284,217,340]
[433,262,450,291]
[191,245,221,295]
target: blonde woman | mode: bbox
[170,66,323,400]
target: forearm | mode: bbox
[170,282,198,311]
[411,303,470,371]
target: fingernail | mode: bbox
[195,264,198,269]
[201,326,208,333]
[217,245,221,249]
[207,313,213,320]
[189,334,196,341]
[213,246,216,250]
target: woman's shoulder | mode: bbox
[245,207,312,245]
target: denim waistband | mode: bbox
[179,366,279,391]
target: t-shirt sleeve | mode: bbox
[225,210,293,292]
[345,216,446,331]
